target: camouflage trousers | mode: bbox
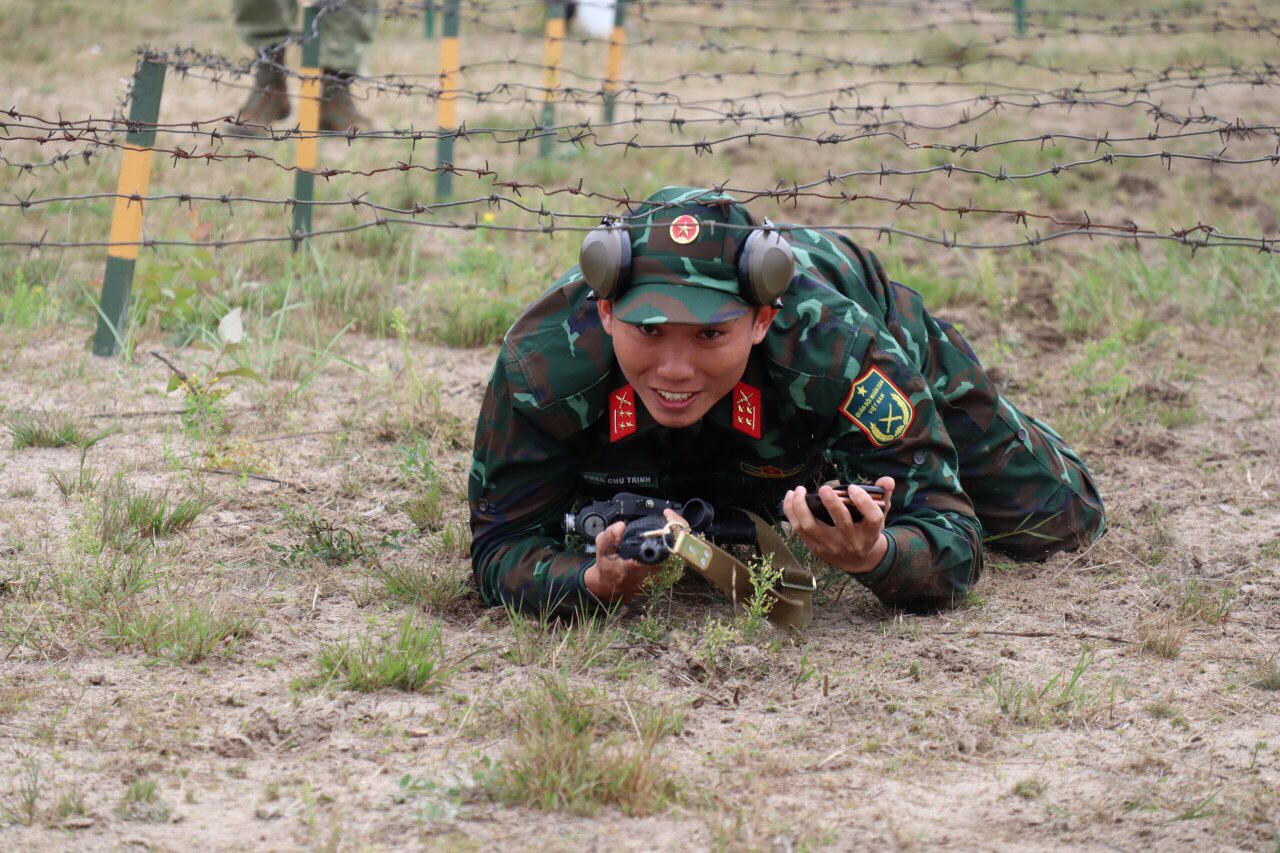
[233,0,378,72]
[889,283,1106,557]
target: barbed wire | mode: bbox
[3,215,1273,254]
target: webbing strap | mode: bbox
[669,511,813,630]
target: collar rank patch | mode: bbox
[731,381,762,439]
[840,366,914,447]
[610,385,638,442]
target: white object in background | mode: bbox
[573,0,617,38]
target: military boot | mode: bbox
[227,46,290,136]
[319,72,368,133]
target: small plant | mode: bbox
[153,308,265,439]
[1137,612,1189,659]
[91,480,209,551]
[741,552,785,642]
[695,615,743,672]
[272,503,372,566]
[116,779,170,823]
[5,410,113,450]
[1012,778,1046,800]
[501,604,624,674]
[1174,579,1235,626]
[104,600,255,663]
[487,676,681,816]
[987,650,1114,726]
[315,617,464,693]
[379,562,471,612]
[1,758,43,826]
[50,447,100,498]
[1249,658,1280,691]
[403,485,446,533]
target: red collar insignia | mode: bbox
[731,381,762,439]
[610,385,638,442]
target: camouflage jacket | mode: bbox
[469,229,985,614]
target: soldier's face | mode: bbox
[598,301,778,428]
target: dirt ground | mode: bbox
[2,0,1279,849]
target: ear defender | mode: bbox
[578,216,631,300]
[737,218,795,306]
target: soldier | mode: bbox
[227,0,377,134]
[469,187,1105,614]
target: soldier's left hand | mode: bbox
[782,478,895,575]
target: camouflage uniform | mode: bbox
[469,188,1105,614]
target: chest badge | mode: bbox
[740,462,804,479]
[731,381,762,439]
[840,366,914,446]
[610,385,638,442]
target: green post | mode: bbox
[539,2,566,158]
[424,0,435,37]
[436,0,460,200]
[1014,0,1026,36]
[603,0,627,124]
[93,59,166,357]
[292,5,321,251]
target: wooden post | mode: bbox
[436,0,461,199]
[292,5,322,251]
[93,59,166,357]
[603,0,627,124]
[539,2,566,158]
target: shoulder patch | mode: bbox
[840,366,914,446]
[731,382,762,439]
[610,385,638,442]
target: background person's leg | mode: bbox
[317,0,378,73]
[889,283,1106,557]
[233,0,294,51]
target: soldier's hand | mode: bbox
[583,508,684,602]
[782,478,895,575]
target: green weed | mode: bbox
[315,616,464,693]
[987,649,1115,726]
[116,778,170,823]
[92,481,209,551]
[0,267,59,328]
[1173,579,1235,626]
[104,600,255,663]
[378,561,471,612]
[1137,612,1189,659]
[272,503,373,566]
[501,604,625,674]
[1,758,43,826]
[5,410,113,450]
[50,447,100,498]
[741,552,785,642]
[487,676,681,816]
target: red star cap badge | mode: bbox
[669,214,699,245]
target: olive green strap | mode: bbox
[670,512,813,630]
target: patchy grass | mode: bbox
[116,779,169,823]
[487,676,682,816]
[5,410,114,450]
[501,605,627,674]
[104,600,255,663]
[1137,612,1190,659]
[378,561,472,612]
[272,503,373,566]
[314,617,465,693]
[987,650,1115,726]
[93,482,209,548]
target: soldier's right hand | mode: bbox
[582,510,677,602]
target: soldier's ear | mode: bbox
[750,305,778,344]
[597,298,616,336]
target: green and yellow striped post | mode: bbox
[538,2,566,158]
[93,59,166,357]
[435,0,461,199]
[603,0,627,124]
[1014,0,1026,36]
[292,5,322,251]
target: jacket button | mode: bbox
[478,499,489,512]
[1016,428,1029,442]
[912,450,927,465]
